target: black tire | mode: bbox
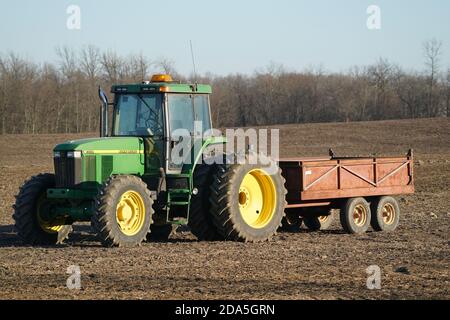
[370,196,400,232]
[13,173,72,245]
[304,210,335,231]
[146,224,174,242]
[280,214,303,232]
[303,216,322,231]
[340,197,371,234]
[92,175,154,247]
[188,163,223,241]
[210,156,287,242]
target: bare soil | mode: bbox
[0,118,449,300]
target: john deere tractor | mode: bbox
[13,74,286,247]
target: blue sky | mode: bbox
[0,0,449,75]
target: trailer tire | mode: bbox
[92,175,153,247]
[304,211,334,231]
[13,173,72,245]
[340,197,371,234]
[188,164,224,241]
[210,155,287,242]
[280,215,302,232]
[370,196,400,232]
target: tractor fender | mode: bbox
[181,136,227,175]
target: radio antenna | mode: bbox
[189,40,198,84]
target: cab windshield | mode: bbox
[113,94,164,136]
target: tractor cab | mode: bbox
[105,74,213,175]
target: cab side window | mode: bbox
[168,94,194,136]
[194,95,211,134]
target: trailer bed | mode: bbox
[279,150,414,208]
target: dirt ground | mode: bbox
[0,118,449,300]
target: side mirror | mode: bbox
[98,87,109,105]
[98,87,109,137]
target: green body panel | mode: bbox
[54,137,145,186]
[55,137,143,152]
[111,83,212,94]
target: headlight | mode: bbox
[54,151,61,158]
[67,151,82,158]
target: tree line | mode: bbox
[0,40,448,134]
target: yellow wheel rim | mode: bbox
[319,215,329,223]
[238,169,277,229]
[36,196,64,234]
[116,190,146,236]
[382,203,396,225]
[353,204,367,227]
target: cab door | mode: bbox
[166,94,194,173]
[166,94,212,174]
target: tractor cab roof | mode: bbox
[111,74,212,95]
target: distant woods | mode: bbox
[0,41,449,134]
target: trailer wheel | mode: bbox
[188,163,223,241]
[340,198,371,234]
[280,214,302,232]
[304,210,335,231]
[92,175,154,247]
[13,173,72,245]
[370,196,400,232]
[210,156,287,242]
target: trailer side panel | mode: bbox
[280,152,414,203]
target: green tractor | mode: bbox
[13,74,287,247]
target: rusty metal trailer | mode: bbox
[279,150,414,233]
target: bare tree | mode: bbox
[423,39,442,117]
[446,69,450,117]
[56,46,78,80]
[101,50,123,83]
[129,53,150,82]
[0,44,448,135]
[80,45,100,80]
[0,55,6,134]
[155,58,177,75]
[368,58,393,119]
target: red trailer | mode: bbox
[279,150,414,233]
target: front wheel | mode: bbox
[92,175,154,247]
[13,173,72,245]
[210,158,287,242]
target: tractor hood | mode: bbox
[54,137,143,154]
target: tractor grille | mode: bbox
[54,152,82,188]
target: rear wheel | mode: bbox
[13,173,72,245]
[92,175,153,247]
[340,197,371,234]
[210,157,287,242]
[370,196,400,232]
[188,164,223,241]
